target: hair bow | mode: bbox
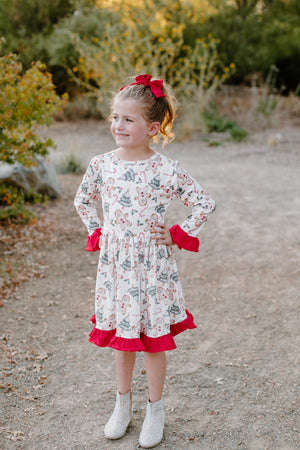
[120,74,166,98]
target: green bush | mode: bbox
[184,0,300,91]
[229,125,248,142]
[0,203,35,225]
[60,1,235,117]
[0,0,96,95]
[59,154,84,174]
[0,182,48,225]
[1,0,298,100]
[202,104,248,142]
[0,0,75,63]
[0,53,67,166]
[202,106,236,133]
[43,3,117,96]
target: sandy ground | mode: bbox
[0,121,299,449]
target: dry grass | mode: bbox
[215,85,300,132]
[171,86,300,141]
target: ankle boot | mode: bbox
[104,391,132,439]
[139,399,165,448]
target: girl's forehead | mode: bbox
[112,98,144,115]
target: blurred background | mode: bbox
[1,0,299,118]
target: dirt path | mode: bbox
[1,123,299,449]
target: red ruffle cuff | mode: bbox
[89,309,197,352]
[169,224,199,252]
[85,228,102,252]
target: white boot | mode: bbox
[139,399,165,448]
[104,391,132,439]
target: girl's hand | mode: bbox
[150,223,175,246]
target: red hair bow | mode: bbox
[120,74,166,98]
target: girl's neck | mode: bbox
[115,147,155,161]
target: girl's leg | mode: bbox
[104,350,136,440]
[144,351,166,402]
[115,350,136,394]
[139,351,166,448]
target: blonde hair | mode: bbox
[112,76,177,145]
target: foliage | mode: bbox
[0,0,95,94]
[0,182,48,225]
[229,125,248,142]
[0,53,67,166]
[43,3,117,95]
[185,0,300,91]
[0,203,35,225]
[203,106,236,132]
[0,0,75,64]
[60,1,235,116]
[1,0,299,97]
[58,154,84,174]
[203,104,248,141]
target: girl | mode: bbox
[74,74,215,448]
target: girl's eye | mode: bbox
[126,118,133,122]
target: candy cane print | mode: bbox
[139,205,149,217]
[104,167,117,174]
[111,193,119,206]
[153,307,162,316]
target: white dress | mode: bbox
[74,150,215,352]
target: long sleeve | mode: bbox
[74,156,103,236]
[171,162,216,237]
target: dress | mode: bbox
[74,150,215,352]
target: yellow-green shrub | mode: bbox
[0,53,67,166]
[66,0,235,117]
[0,182,48,225]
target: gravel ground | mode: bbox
[0,121,299,449]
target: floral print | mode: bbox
[74,151,215,342]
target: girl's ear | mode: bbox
[148,122,161,136]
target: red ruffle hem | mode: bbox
[89,309,197,352]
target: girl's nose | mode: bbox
[115,118,124,130]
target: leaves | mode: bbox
[0,54,67,166]
[66,1,234,117]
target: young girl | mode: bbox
[74,74,215,448]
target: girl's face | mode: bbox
[111,98,159,152]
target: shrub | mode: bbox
[1,0,299,95]
[229,125,248,142]
[43,3,117,96]
[0,53,67,166]
[0,182,48,225]
[64,1,235,117]
[58,154,85,174]
[202,104,248,142]
[184,0,300,92]
[202,105,236,133]
[0,0,75,65]
[0,203,35,225]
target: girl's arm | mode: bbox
[74,157,103,251]
[170,162,216,251]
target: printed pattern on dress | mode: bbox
[74,151,215,339]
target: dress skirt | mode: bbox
[88,228,197,352]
